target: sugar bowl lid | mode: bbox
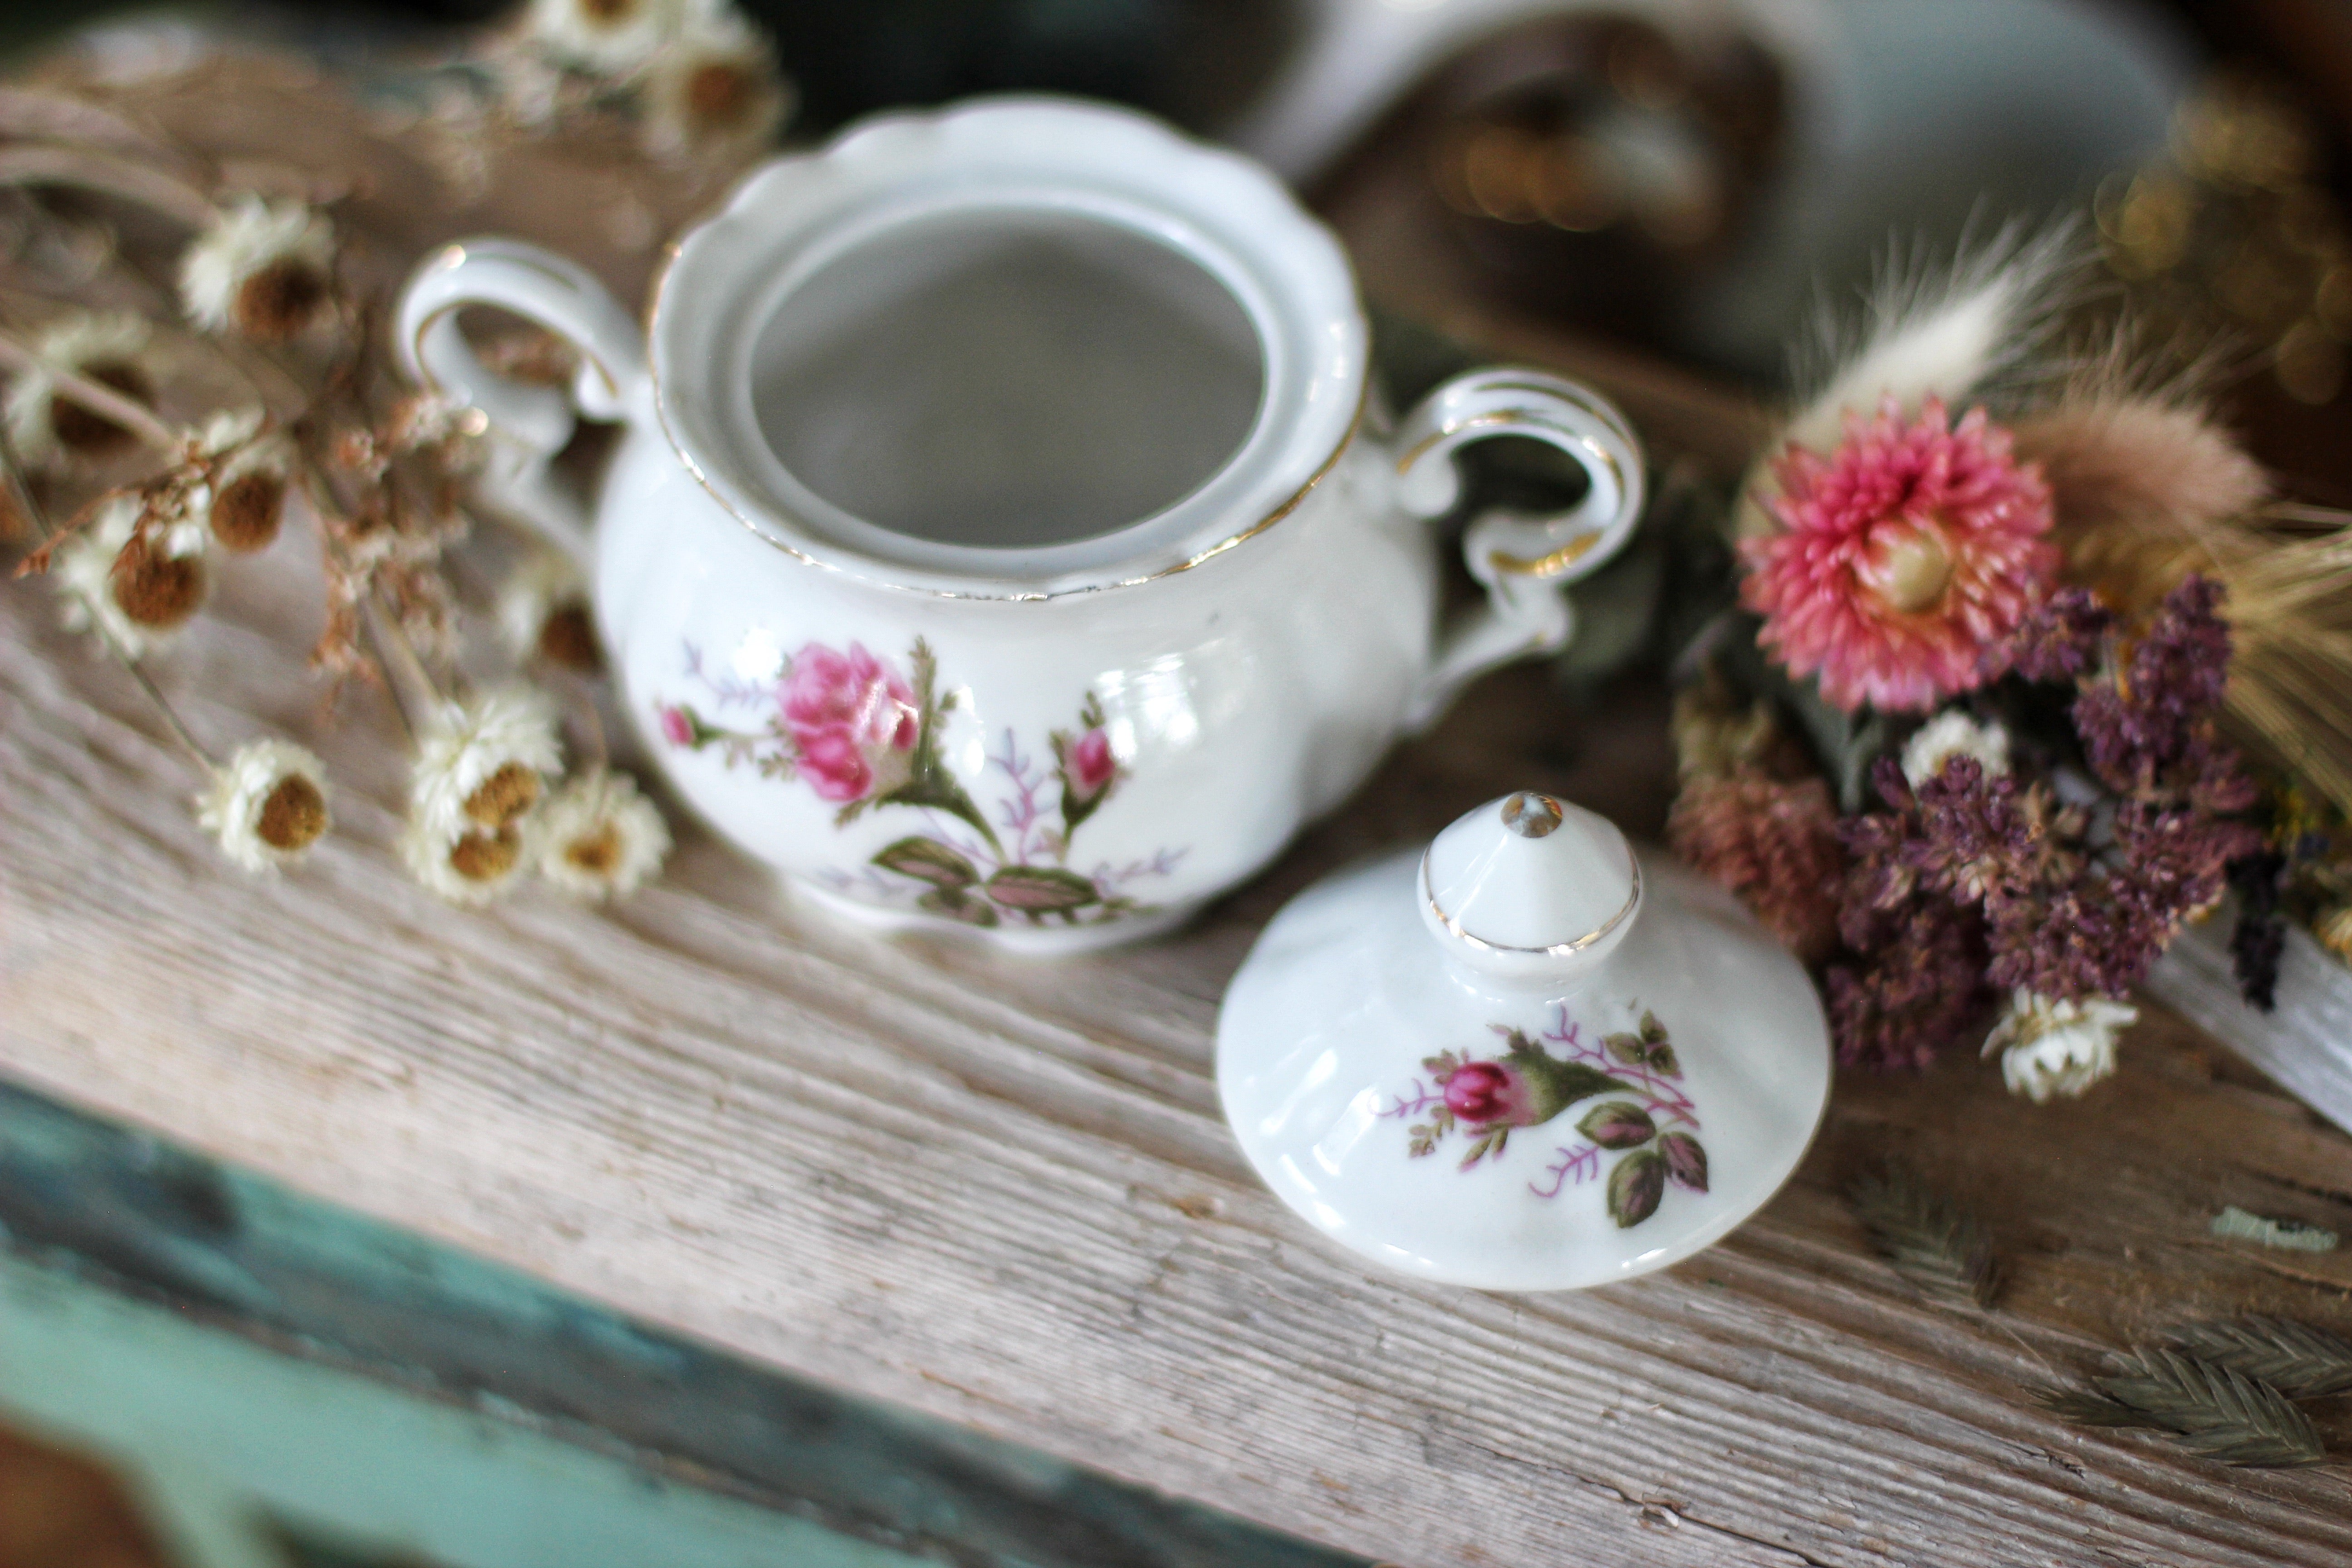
[1216,792,1830,1291]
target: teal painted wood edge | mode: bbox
[0,1080,1365,1568]
[0,1249,943,1568]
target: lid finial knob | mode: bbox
[1499,791,1564,838]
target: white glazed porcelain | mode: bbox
[394,97,1643,951]
[1218,792,1830,1290]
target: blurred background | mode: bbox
[3,2,2350,1565]
[14,0,2333,483]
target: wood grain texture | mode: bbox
[5,41,2352,1568]
[7,556,2352,1568]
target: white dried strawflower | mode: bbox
[179,196,336,342]
[1901,709,2011,789]
[639,6,790,159]
[5,311,153,468]
[400,814,532,906]
[536,767,671,900]
[1983,989,2136,1102]
[196,739,331,874]
[187,406,294,554]
[409,686,564,838]
[497,548,601,671]
[52,495,207,656]
[526,0,681,75]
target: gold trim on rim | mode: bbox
[647,325,1372,601]
[1420,839,1642,957]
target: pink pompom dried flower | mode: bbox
[1667,772,1846,962]
[1741,396,2058,714]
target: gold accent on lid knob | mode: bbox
[1500,792,1564,838]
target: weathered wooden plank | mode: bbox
[7,544,2352,1568]
[1,40,2348,1563]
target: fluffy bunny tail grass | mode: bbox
[1781,218,2087,459]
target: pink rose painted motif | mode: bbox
[1051,692,1122,833]
[1068,729,1116,796]
[779,642,917,803]
[1442,1060,1537,1126]
[654,637,1180,931]
[1381,1005,1708,1230]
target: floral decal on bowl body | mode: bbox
[654,637,1182,928]
[1380,1004,1706,1229]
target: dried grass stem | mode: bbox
[0,144,219,228]
[0,328,179,449]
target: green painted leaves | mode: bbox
[1601,1009,1679,1075]
[1660,1132,1708,1192]
[869,843,1103,923]
[874,837,976,889]
[857,639,1001,853]
[1397,1006,1708,1235]
[982,865,1099,915]
[1607,1149,1666,1228]
[1578,1101,1656,1150]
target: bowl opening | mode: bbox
[746,205,1267,551]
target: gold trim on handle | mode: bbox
[1486,530,1603,578]
[1391,395,1630,578]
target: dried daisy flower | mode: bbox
[536,767,671,899]
[497,549,601,672]
[1740,395,2058,714]
[1900,709,2011,788]
[526,0,681,76]
[381,390,489,475]
[640,7,789,159]
[409,686,564,838]
[1982,989,2136,1102]
[400,815,531,906]
[189,407,294,554]
[196,739,331,875]
[179,196,336,342]
[52,495,206,656]
[5,312,153,468]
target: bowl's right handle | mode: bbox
[1390,369,1645,731]
[395,238,649,569]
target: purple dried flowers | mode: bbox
[1820,575,2257,1068]
[2004,586,2113,683]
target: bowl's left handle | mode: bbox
[395,238,649,569]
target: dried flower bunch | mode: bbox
[1668,217,2352,1100]
[0,5,791,903]
[491,0,794,164]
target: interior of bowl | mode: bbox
[749,206,1266,551]
[652,98,1368,597]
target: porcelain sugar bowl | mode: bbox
[396,97,1643,952]
[1217,792,1830,1290]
